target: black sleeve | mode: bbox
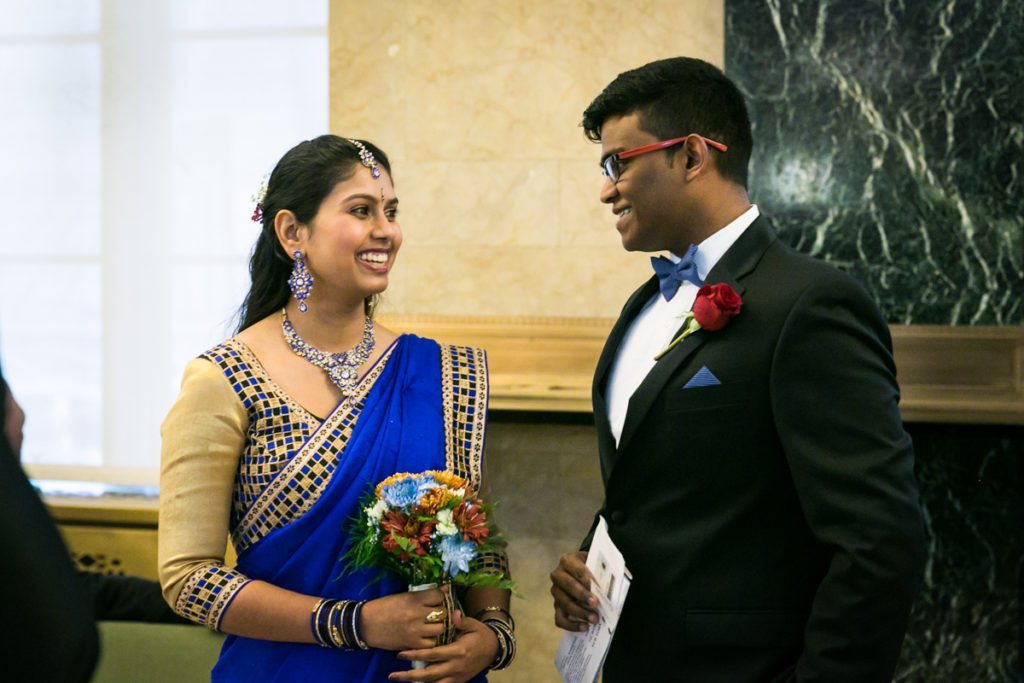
[78,571,193,624]
[0,402,99,681]
[770,275,927,682]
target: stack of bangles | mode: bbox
[310,598,369,650]
[474,606,516,671]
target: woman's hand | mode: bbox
[389,611,499,683]
[360,586,448,651]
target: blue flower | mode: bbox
[379,478,421,508]
[416,476,439,499]
[438,535,477,577]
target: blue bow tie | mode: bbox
[651,245,702,301]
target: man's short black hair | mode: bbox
[582,57,753,188]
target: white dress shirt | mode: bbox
[606,205,760,446]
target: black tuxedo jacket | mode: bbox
[588,217,926,683]
[0,365,98,681]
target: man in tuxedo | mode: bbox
[1,361,98,681]
[550,57,926,682]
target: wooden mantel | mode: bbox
[380,316,1024,425]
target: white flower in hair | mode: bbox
[250,172,270,222]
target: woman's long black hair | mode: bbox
[236,135,392,332]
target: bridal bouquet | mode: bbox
[344,470,515,590]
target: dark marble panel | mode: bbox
[726,1,1023,324]
[901,423,1023,682]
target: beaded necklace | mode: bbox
[281,309,375,398]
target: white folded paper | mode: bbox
[554,516,631,683]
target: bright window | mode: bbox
[0,0,328,484]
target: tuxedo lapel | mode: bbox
[593,276,659,473]
[614,216,777,456]
[704,215,776,288]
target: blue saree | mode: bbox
[208,335,492,682]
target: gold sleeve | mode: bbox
[158,357,250,629]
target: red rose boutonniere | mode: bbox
[653,283,743,360]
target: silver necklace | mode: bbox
[281,309,375,398]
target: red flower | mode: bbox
[692,283,742,331]
[380,510,436,562]
[453,500,490,544]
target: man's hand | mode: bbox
[3,384,25,459]
[550,550,599,632]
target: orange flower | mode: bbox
[419,487,457,515]
[428,470,470,492]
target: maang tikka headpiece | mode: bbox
[347,138,381,179]
[250,171,270,222]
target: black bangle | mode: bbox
[342,600,363,650]
[311,599,369,649]
[338,600,354,648]
[311,598,339,648]
[482,617,516,670]
[330,600,348,648]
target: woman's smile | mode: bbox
[357,249,391,274]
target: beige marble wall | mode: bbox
[330,0,725,317]
[483,418,604,682]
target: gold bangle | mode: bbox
[474,606,515,631]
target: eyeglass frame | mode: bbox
[601,134,729,182]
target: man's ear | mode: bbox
[273,210,308,256]
[682,136,712,181]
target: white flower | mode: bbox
[435,508,458,536]
[451,487,466,501]
[365,499,388,525]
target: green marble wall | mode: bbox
[726,0,1023,325]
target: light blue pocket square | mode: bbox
[683,366,721,389]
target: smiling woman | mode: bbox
[158,135,514,682]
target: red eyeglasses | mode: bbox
[601,134,728,182]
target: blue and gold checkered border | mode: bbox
[200,340,322,528]
[440,344,487,490]
[174,563,250,630]
[439,345,508,578]
[229,343,396,554]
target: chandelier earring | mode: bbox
[289,251,313,313]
